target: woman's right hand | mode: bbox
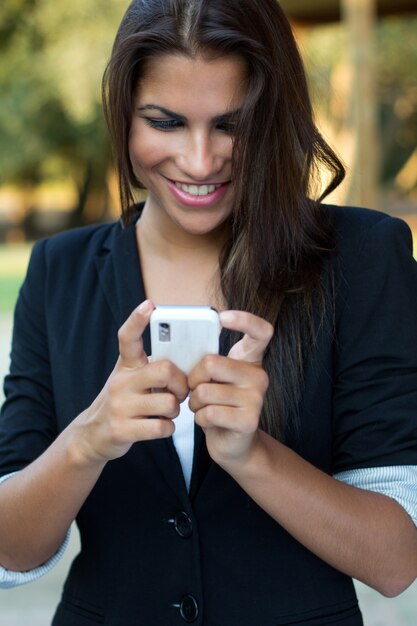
[74,300,188,464]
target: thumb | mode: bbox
[219,310,274,364]
[118,299,154,368]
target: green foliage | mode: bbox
[304,16,417,183]
[0,0,37,52]
[0,0,127,216]
[377,18,417,180]
[1,2,416,212]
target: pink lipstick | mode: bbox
[166,178,230,207]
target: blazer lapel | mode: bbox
[94,218,147,333]
[94,216,189,499]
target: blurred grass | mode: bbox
[0,243,32,312]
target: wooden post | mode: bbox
[341,0,379,208]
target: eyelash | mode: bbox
[144,118,237,134]
[218,122,237,134]
[145,118,182,131]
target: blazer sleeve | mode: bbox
[0,239,58,478]
[332,215,417,473]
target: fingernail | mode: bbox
[138,300,152,314]
[219,311,235,324]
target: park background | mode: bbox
[0,0,417,624]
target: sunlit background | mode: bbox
[0,0,417,624]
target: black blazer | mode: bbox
[1,205,417,626]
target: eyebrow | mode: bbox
[136,104,241,123]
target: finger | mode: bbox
[188,382,250,412]
[188,354,233,389]
[118,300,154,368]
[138,360,189,401]
[109,361,188,403]
[194,405,256,433]
[188,354,269,392]
[121,417,176,442]
[139,392,181,418]
[219,310,274,363]
[109,392,181,421]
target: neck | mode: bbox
[135,199,228,310]
[137,199,230,262]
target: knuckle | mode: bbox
[257,369,270,393]
[253,388,266,409]
[239,403,260,429]
[201,354,218,375]
[196,383,211,404]
[157,359,176,382]
[245,386,265,412]
[164,394,179,416]
[151,420,165,438]
[152,419,172,439]
[204,404,218,422]
[265,321,275,341]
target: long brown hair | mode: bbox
[102,0,345,440]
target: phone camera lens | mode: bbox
[159,323,171,342]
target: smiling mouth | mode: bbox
[172,181,226,197]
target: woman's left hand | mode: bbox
[188,311,274,469]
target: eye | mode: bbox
[144,118,184,131]
[215,116,239,134]
[216,121,237,134]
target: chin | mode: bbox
[177,214,230,236]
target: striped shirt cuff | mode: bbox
[0,472,71,589]
[334,465,417,527]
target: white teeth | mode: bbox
[175,182,221,196]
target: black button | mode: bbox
[174,511,193,539]
[180,594,198,622]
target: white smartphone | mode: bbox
[150,305,221,375]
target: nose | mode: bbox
[176,130,224,181]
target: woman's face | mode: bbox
[129,53,247,237]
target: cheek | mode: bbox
[129,124,173,174]
[129,132,153,174]
[215,134,234,161]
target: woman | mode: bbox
[1,1,416,624]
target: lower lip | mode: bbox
[166,179,230,207]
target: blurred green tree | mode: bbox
[0,0,126,233]
[1,2,416,237]
[304,16,417,193]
